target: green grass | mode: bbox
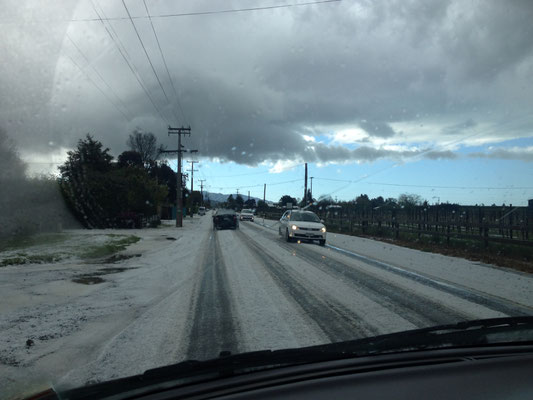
[1,253,64,267]
[1,233,140,266]
[0,233,68,251]
[80,235,140,259]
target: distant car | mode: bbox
[213,209,239,230]
[239,209,255,222]
[279,210,326,246]
[198,206,206,216]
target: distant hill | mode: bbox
[204,192,265,204]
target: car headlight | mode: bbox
[291,225,298,230]
[321,227,326,233]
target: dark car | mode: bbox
[213,209,239,230]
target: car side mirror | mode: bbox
[320,219,324,223]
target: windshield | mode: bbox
[1,0,533,398]
[291,212,321,223]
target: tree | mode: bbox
[370,196,385,208]
[256,200,269,212]
[152,162,177,204]
[60,134,113,175]
[118,150,143,168]
[355,194,371,209]
[279,195,297,207]
[235,194,244,210]
[398,193,424,208]
[127,130,161,164]
[59,135,114,228]
[244,198,256,208]
[59,134,167,228]
[227,194,235,209]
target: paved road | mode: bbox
[181,218,530,361]
[2,215,532,396]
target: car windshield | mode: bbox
[291,212,321,223]
[1,1,533,398]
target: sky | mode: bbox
[1,0,533,205]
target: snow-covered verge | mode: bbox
[0,217,209,399]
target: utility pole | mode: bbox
[304,163,308,207]
[164,126,191,227]
[187,158,199,216]
[248,191,250,201]
[199,179,206,206]
[310,177,314,201]
[263,184,266,203]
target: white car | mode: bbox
[239,209,254,221]
[198,207,206,216]
[279,210,326,246]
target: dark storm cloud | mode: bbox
[469,148,533,162]
[424,150,458,160]
[442,119,477,135]
[1,0,532,168]
[304,143,457,163]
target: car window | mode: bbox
[2,1,533,398]
[290,212,321,223]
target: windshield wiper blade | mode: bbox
[60,317,533,399]
[140,318,533,382]
[329,316,533,357]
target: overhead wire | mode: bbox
[121,0,178,125]
[66,54,130,121]
[142,0,188,126]
[90,0,170,125]
[312,177,533,190]
[69,0,342,22]
[66,33,132,120]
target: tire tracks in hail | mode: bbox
[184,231,240,360]
[234,229,380,343]
[249,222,531,317]
[242,222,471,328]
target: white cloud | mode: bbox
[329,128,369,144]
[268,159,303,173]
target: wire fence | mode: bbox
[261,204,533,248]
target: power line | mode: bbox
[69,0,342,22]
[122,0,178,125]
[204,170,272,178]
[90,0,169,125]
[66,54,130,121]
[367,182,533,190]
[142,0,188,126]
[312,177,533,190]
[212,178,301,190]
[67,33,132,120]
